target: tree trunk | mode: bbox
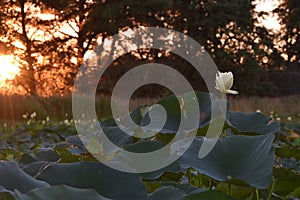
[21,0,37,95]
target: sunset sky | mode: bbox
[254,0,281,31]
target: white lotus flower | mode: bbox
[215,71,238,94]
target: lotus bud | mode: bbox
[215,71,238,95]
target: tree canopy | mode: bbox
[0,0,298,96]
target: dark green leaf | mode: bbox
[184,190,236,200]
[276,146,300,160]
[177,134,275,189]
[148,186,186,200]
[15,185,111,200]
[36,162,147,200]
[0,161,49,193]
[226,112,280,135]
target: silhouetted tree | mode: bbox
[276,0,300,71]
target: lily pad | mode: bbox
[184,190,236,200]
[226,111,280,135]
[0,161,49,193]
[176,134,275,189]
[36,162,148,200]
[15,185,111,200]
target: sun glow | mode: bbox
[0,55,20,82]
[254,0,281,31]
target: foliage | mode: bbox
[0,0,172,95]
[1,91,299,199]
[275,0,300,72]
[1,0,299,96]
[166,0,282,95]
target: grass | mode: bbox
[0,95,112,125]
[0,94,299,126]
[229,95,300,122]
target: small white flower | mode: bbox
[287,116,292,121]
[42,120,46,125]
[64,119,69,124]
[276,117,281,121]
[256,109,261,113]
[46,116,50,122]
[22,114,27,119]
[30,112,36,119]
[215,71,238,94]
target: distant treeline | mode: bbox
[0,0,299,96]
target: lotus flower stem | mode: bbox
[255,189,260,200]
[267,178,276,200]
[228,183,232,196]
[209,179,214,190]
[197,171,203,187]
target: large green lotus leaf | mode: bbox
[176,134,275,189]
[216,182,252,200]
[54,147,83,163]
[22,161,52,177]
[102,126,133,149]
[294,186,300,197]
[19,153,37,166]
[141,91,223,134]
[272,179,300,196]
[184,190,236,200]
[103,140,181,179]
[66,135,85,149]
[35,162,147,200]
[129,105,151,125]
[0,186,15,200]
[226,111,280,135]
[141,95,181,133]
[120,140,181,179]
[162,181,204,192]
[0,161,49,193]
[148,182,206,200]
[98,106,150,149]
[272,168,300,196]
[100,106,149,127]
[35,149,60,162]
[276,146,300,160]
[147,186,187,200]
[15,185,111,200]
[273,168,300,181]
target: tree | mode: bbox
[0,0,173,95]
[0,0,64,95]
[87,0,283,96]
[276,0,300,71]
[150,0,281,95]
[0,0,287,96]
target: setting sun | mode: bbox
[0,55,20,82]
